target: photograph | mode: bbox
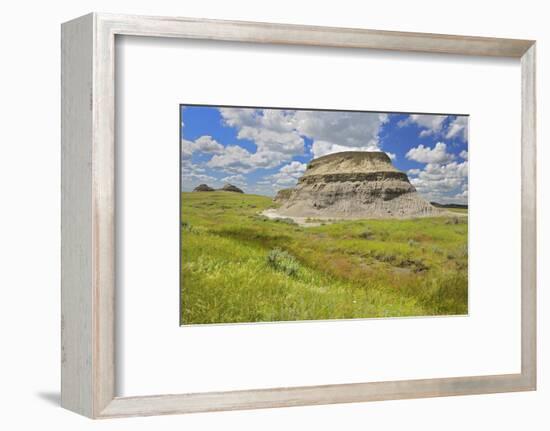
[180,105,469,324]
[3,2,541,425]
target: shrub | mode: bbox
[251,214,270,222]
[181,221,205,235]
[359,229,375,240]
[274,217,297,225]
[431,246,443,255]
[266,248,300,277]
[397,257,428,272]
[372,251,397,264]
[378,230,390,241]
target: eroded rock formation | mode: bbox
[220,183,244,193]
[274,188,293,203]
[275,151,439,219]
[192,183,244,193]
[193,184,214,192]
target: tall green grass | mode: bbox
[181,191,468,324]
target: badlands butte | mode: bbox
[268,151,443,220]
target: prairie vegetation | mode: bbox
[181,191,468,324]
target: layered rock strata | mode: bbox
[275,151,439,219]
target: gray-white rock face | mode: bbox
[275,151,440,219]
[273,188,293,203]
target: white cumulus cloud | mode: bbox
[215,108,390,172]
[181,135,224,160]
[194,136,224,153]
[398,114,468,142]
[270,161,307,188]
[409,160,468,204]
[207,145,256,173]
[398,114,447,137]
[215,108,304,172]
[311,141,380,159]
[221,174,246,186]
[446,116,468,141]
[206,145,291,174]
[294,110,388,148]
[406,142,455,164]
[180,158,220,191]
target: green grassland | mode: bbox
[181,191,468,324]
[446,207,468,214]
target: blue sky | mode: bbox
[181,105,468,204]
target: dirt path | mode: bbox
[261,208,466,227]
[261,209,328,227]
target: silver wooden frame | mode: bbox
[61,12,537,419]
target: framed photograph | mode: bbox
[179,104,470,325]
[61,13,536,418]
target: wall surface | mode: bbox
[0,0,547,429]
